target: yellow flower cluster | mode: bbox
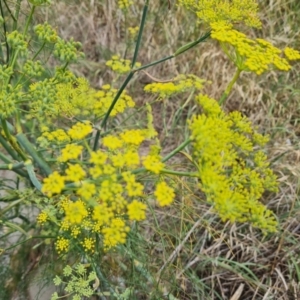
[284,47,300,60]
[154,181,175,207]
[106,55,141,74]
[68,121,93,140]
[94,84,135,116]
[41,123,174,252]
[178,0,261,28]
[37,211,48,224]
[118,0,133,10]
[29,77,135,122]
[144,74,206,98]
[211,22,300,75]
[38,128,70,146]
[128,26,139,38]
[189,94,278,232]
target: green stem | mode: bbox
[93,72,134,150]
[0,132,20,160]
[0,151,28,178]
[132,31,211,72]
[13,0,22,31]
[174,31,211,57]
[133,55,174,72]
[219,68,241,105]
[131,0,149,68]
[1,119,27,161]
[162,138,191,162]
[0,0,8,63]
[32,41,46,60]
[16,133,52,176]
[161,169,198,177]
[0,199,23,217]
[0,161,24,170]
[23,5,35,36]
[24,160,43,191]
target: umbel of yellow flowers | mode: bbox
[189,94,278,233]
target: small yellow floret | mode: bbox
[58,144,83,162]
[55,237,69,253]
[143,155,164,174]
[42,171,65,196]
[64,200,88,224]
[68,121,93,140]
[154,181,175,207]
[37,211,48,225]
[127,200,147,221]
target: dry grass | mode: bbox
[3,0,300,299]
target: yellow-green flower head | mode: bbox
[189,95,278,232]
[77,182,97,200]
[143,155,164,174]
[0,84,22,118]
[102,135,124,150]
[284,47,300,61]
[7,31,28,54]
[144,74,205,98]
[154,181,175,207]
[23,60,44,77]
[93,84,135,117]
[118,0,133,10]
[65,163,86,182]
[106,55,141,74]
[127,200,147,221]
[102,218,130,249]
[128,26,139,39]
[81,237,95,252]
[68,121,93,140]
[54,37,84,63]
[58,144,83,162]
[37,211,48,225]
[55,237,69,253]
[211,22,292,75]
[178,0,261,28]
[120,129,146,146]
[39,128,70,145]
[34,23,58,43]
[0,65,13,81]
[64,200,88,224]
[42,171,65,197]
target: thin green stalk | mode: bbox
[3,0,17,23]
[24,160,42,191]
[93,72,134,150]
[32,40,46,60]
[134,55,174,72]
[0,133,20,160]
[162,138,191,162]
[13,0,22,31]
[132,32,211,72]
[16,133,52,176]
[1,119,27,161]
[0,161,24,170]
[219,68,241,105]
[161,169,198,177]
[23,5,35,36]
[174,31,211,57]
[0,199,23,217]
[131,0,149,68]
[0,151,28,178]
[0,0,9,63]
